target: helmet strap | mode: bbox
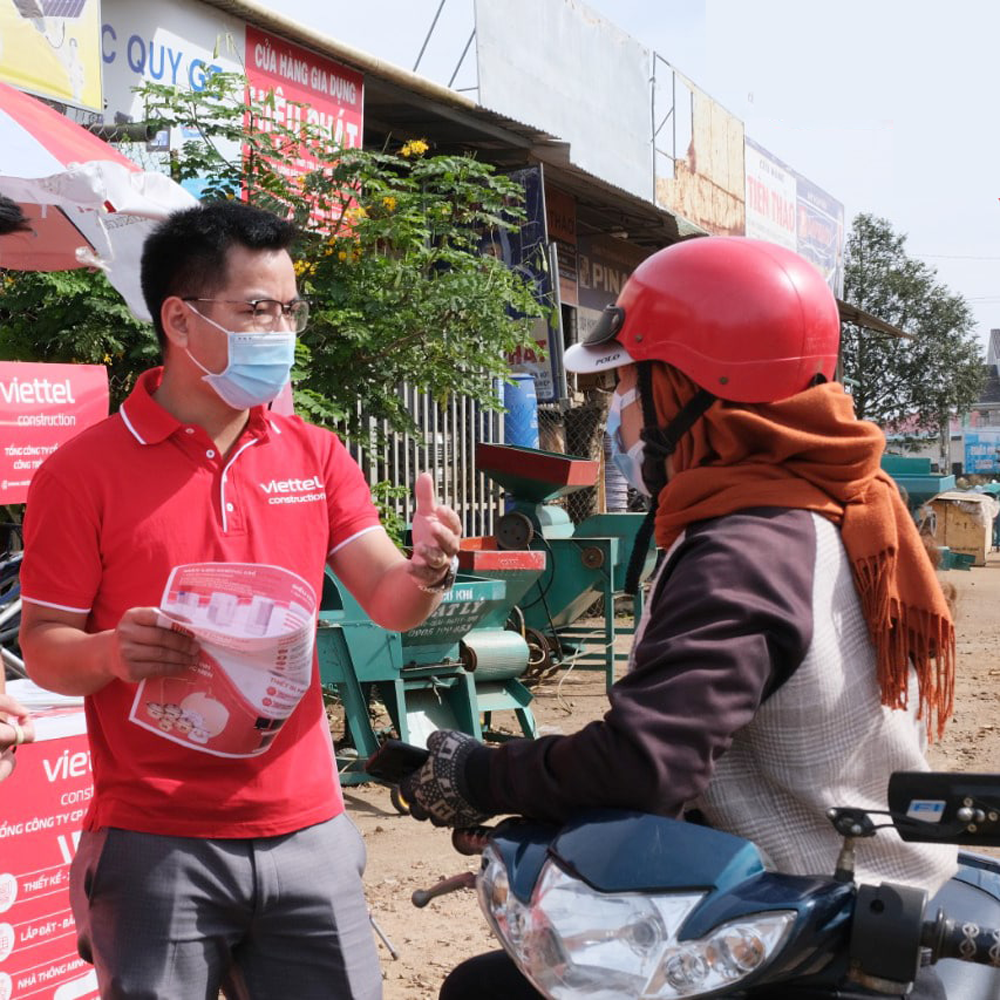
[622,363,715,596]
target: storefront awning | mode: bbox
[837,299,912,340]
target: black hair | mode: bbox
[140,200,299,350]
[0,195,31,236]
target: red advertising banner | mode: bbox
[0,709,97,999]
[545,186,578,307]
[245,24,364,174]
[0,363,108,505]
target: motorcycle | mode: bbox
[401,765,1000,998]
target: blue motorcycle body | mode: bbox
[485,810,1000,998]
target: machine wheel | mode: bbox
[390,784,411,815]
[581,545,605,569]
[496,511,534,550]
[458,638,478,672]
[521,626,555,684]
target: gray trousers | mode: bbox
[70,813,382,1000]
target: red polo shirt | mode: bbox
[20,368,382,837]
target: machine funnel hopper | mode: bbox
[476,443,599,545]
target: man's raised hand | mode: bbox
[408,472,462,588]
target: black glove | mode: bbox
[399,730,492,828]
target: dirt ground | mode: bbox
[340,555,1000,1000]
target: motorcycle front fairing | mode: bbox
[480,810,857,998]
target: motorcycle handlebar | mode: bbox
[923,910,1000,966]
[409,826,496,909]
[451,824,496,856]
[411,871,477,908]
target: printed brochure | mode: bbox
[129,562,317,758]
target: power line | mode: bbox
[911,253,1000,261]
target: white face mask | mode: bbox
[185,305,295,410]
[606,386,650,497]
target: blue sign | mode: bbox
[485,165,564,403]
[963,431,1000,473]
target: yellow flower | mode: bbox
[293,260,316,277]
[382,195,397,212]
[400,139,429,158]
[338,251,348,261]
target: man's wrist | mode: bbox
[414,553,459,594]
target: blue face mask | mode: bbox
[185,305,295,410]
[606,386,650,497]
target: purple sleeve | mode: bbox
[470,508,818,823]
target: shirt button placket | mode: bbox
[220,467,244,534]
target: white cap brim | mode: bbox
[563,340,636,374]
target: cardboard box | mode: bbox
[0,685,98,1000]
[928,491,999,567]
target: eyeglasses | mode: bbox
[182,297,311,333]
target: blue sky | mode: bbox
[265,0,1000,347]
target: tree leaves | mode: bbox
[842,214,984,449]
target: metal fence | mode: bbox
[350,383,505,539]
[343,381,631,539]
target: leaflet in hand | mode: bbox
[129,562,317,758]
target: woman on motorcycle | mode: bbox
[402,237,958,1000]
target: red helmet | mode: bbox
[565,237,840,402]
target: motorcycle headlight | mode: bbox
[478,847,795,999]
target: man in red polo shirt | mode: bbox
[18,200,461,999]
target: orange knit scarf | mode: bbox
[648,364,954,738]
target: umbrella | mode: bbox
[0,80,197,320]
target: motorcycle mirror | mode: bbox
[888,772,1000,846]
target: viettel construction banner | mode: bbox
[0,699,97,1000]
[0,361,108,504]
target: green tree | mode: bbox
[140,72,546,438]
[841,213,984,456]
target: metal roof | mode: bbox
[836,299,911,340]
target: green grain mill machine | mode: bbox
[316,553,544,786]
[474,442,657,689]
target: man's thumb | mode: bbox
[414,472,437,514]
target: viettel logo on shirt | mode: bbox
[259,475,326,505]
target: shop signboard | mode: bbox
[489,166,564,403]
[654,72,745,237]
[545,185,578,307]
[474,0,653,202]
[244,24,364,166]
[964,430,1000,474]
[576,234,650,342]
[796,173,845,298]
[744,138,796,251]
[101,0,246,187]
[743,137,845,298]
[0,0,102,111]
[0,362,107,504]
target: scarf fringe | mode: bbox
[852,553,955,741]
